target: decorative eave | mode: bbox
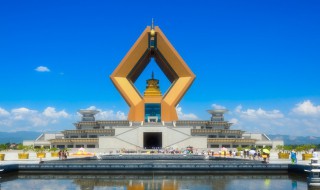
[96,120,130,125]
[175,120,207,125]
[74,120,130,127]
[49,138,98,143]
[207,138,257,143]
[74,121,98,127]
[191,129,244,135]
[62,129,115,135]
[175,120,232,127]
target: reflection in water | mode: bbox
[0,173,309,190]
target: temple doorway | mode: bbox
[143,132,162,149]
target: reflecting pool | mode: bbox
[0,173,310,190]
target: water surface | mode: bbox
[0,173,309,190]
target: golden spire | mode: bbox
[151,18,154,29]
[144,72,162,97]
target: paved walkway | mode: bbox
[0,150,316,166]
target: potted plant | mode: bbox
[34,146,48,158]
[297,144,315,160]
[276,145,290,159]
[0,143,9,161]
[49,147,59,157]
[17,144,32,159]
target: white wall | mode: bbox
[98,126,207,149]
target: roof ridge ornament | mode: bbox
[150,18,155,37]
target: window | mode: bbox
[81,135,87,138]
[87,145,95,148]
[89,135,98,138]
[67,145,73,148]
[145,103,161,122]
[75,145,84,148]
[57,145,65,149]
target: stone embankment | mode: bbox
[0,151,316,174]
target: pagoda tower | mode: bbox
[144,72,162,97]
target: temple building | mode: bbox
[46,72,282,150]
[24,22,283,150]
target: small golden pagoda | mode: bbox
[143,72,162,97]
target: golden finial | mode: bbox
[150,18,155,37]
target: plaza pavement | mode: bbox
[0,150,316,166]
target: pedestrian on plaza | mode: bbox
[262,153,268,163]
[240,150,244,158]
[64,150,68,160]
[290,150,297,164]
[313,149,318,159]
[312,149,319,164]
[58,150,62,160]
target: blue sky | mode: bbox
[0,0,320,136]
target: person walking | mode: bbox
[58,150,62,160]
[312,149,318,164]
[313,149,318,159]
[290,150,297,164]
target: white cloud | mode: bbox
[82,106,127,120]
[0,107,71,131]
[11,107,37,120]
[235,106,284,119]
[86,106,97,110]
[35,66,50,72]
[229,102,320,136]
[211,104,226,110]
[43,107,69,118]
[96,110,127,120]
[176,105,198,120]
[292,100,320,116]
[229,118,238,125]
[0,107,10,116]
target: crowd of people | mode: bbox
[58,150,69,160]
[53,146,319,164]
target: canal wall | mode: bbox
[1,162,292,174]
[0,155,313,174]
